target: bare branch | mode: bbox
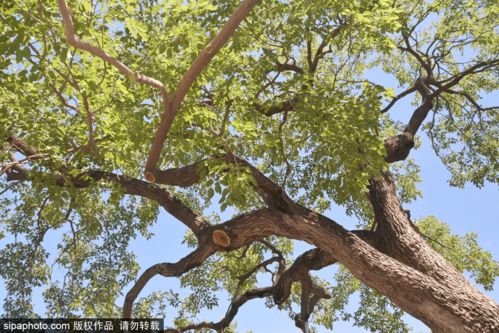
[237,256,283,283]
[399,33,432,76]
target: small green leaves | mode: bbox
[417,216,499,291]
[1,0,498,329]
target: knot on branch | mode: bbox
[384,133,415,163]
[144,171,156,183]
[212,229,231,247]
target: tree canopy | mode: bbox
[0,0,498,332]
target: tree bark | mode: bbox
[4,136,498,332]
[366,171,499,332]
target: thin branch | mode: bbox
[237,256,282,283]
[56,0,166,92]
[124,246,216,318]
[171,248,337,332]
[380,86,417,113]
[4,166,210,237]
[437,59,499,89]
[169,287,274,332]
[399,33,432,76]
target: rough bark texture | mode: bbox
[2,3,498,332]
[4,137,499,333]
[367,172,499,332]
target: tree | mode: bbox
[0,0,498,332]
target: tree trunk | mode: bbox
[222,203,499,332]
[365,171,499,332]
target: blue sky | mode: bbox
[1,90,497,332]
[119,134,497,333]
[1,25,497,333]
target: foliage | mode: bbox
[416,216,499,291]
[0,0,498,331]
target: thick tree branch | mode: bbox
[5,163,498,331]
[145,0,260,175]
[148,161,205,187]
[367,170,495,318]
[295,274,331,333]
[158,204,499,332]
[148,153,297,212]
[273,249,335,305]
[4,167,210,237]
[383,57,498,163]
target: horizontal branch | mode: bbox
[4,167,210,237]
[147,161,204,187]
[257,96,302,116]
[276,62,304,74]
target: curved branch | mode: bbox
[4,166,210,237]
[149,153,297,212]
[273,248,335,305]
[123,245,216,318]
[57,0,165,92]
[170,287,274,332]
[295,274,331,333]
[170,248,337,332]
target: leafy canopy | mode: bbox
[0,0,498,331]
